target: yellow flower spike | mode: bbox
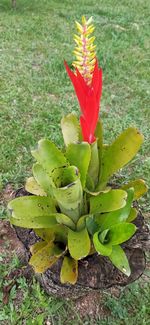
[72,16,96,85]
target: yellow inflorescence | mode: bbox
[72,16,96,85]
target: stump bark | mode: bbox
[12,188,150,299]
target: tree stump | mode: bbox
[12,188,150,299]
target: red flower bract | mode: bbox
[64,59,102,143]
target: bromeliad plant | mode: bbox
[8,17,148,285]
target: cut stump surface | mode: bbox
[10,188,150,299]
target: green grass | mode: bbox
[0,0,150,323]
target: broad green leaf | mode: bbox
[108,223,137,245]
[30,241,48,254]
[88,140,99,186]
[8,196,56,219]
[25,177,46,196]
[76,214,94,231]
[29,242,63,273]
[93,231,112,256]
[98,127,144,189]
[85,186,111,196]
[86,174,95,192]
[66,142,91,188]
[10,215,57,228]
[68,228,91,260]
[35,225,68,244]
[86,215,99,235]
[59,165,79,187]
[31,139,67,177]
[60,256,78,284]
[33,163,53,196]
[95,119,103,176]
[109,245,131,276]
[122,179,148,200]
[99,229,110,244]
[76,214,87,231]
[51,165,79,192]
[95,188,134,230]
[56,214,75,230]
[53,178,83,223]
[90,189,127,214]
[126,207,138,222]
[34,229,55,243]
[61,113,80,146]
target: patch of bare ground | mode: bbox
[74,291,110,319]
[0,219,26,261]
[0,185,33,310]
[0,183,15,207]
[0,218,33,306]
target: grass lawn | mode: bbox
[0,0,150,323]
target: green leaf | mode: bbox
[56,214,75,230]
[29,242,63,273]
[59,165,79,187]
[93,231,112,256]
[53,177,83,223]
[95,119,103,176]
[109,245,131,276]
[61,113,80,146]
[34,229,55,243]
[99,229,110,244]
[25,177,47,196]
[98,127,144,189]
[122,179,148,200]
[76,214,94,231]
[86,215,99,235]
[85,186,111,197]
[31,139,67,177]
[85,174,95,192]
[68,228,91,260]
[49,165,79,192]
[10,215,57,228]
[30,241,48,254]
[90,189,127,214]
[33,163,53,196]
[8,196,70,229]
[126,207,138,222]
[76,214,87,230]
[88,140,99,187]
[60,256,78,284]
[35,225,68,244]
[108,223,137,245]
[95,188,134,230]
[66,142,91,188]
[8,196,56,219]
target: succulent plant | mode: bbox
[8,17,148,285]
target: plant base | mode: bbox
[12,188,149,299]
